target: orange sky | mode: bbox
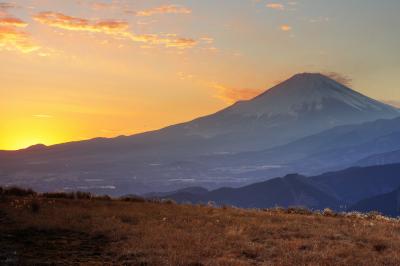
[1,0,400,150]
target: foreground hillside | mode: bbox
[1,190,400,265]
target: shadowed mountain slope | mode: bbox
[163,174,341,209]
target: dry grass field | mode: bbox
[1,188,400,265]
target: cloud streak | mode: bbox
[0,2,18,10]
[34,11,196,49]
[324,72,352,87]
[266,3,285,10]
[33,114,53,118]
[280,24,292,31]
[212,83,263,104]
[135,5,192,17]
[0,26,39,53]
[0,16,27,27]
[0,13,39,53]
[34,12,129,33]
[0,2,20,16]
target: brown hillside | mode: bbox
[1,191,400,265]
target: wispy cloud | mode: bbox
[0,16,27,27]
[32,114,53,118]
[136,19,158,26]
[90,2,118,10]
[177,72,195,80]
[266,3,285,10]
[176,72,261,104]
[34,12,129,34]
[135,5,192,17]
[212,83,263,104]
[34,12,196,49]
[0,2,18,10]
[200,36,214,44]
[0,26,39,53]
[0,3,39,53]
[0,2,19,16]
[280,24,292,31]
[324,72,352,87]
[308,17,330,23]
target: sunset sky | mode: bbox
[1,0,399,150]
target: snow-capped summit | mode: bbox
[226,73,397,117]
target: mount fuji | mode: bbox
[173,72,399,153]
[1,73,399,194]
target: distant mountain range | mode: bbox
[159,173,341,210]
[156,163,400,214]
[1,73,399,195]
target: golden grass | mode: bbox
[1,194,400,265]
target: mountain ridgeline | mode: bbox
[155,163,400,216]
[1,73,400,198]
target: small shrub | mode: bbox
[148,198,161,204]
[94,195,112,201]
[266,207,285,214]
[298,244,312,251]
[29,200,40,213]
[3,186,36,197]
[345,211,366,219]
[119,215,138,225]
[323,208,336,217]
[42,192,75,199]
[75,191,92,200]
[161,198,176,205]
[0,187,4,202]
[373,243,388,252]
[241,249,259,260]
[367,211,382,219]
[274,206,285,212]
[187,263,204,266]
[287,206,313,215]
[120,195,146,203]
[207,201,216,207]
[221,204,229,210]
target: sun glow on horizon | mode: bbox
[0,118,66,150]
[3,139,48,151]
